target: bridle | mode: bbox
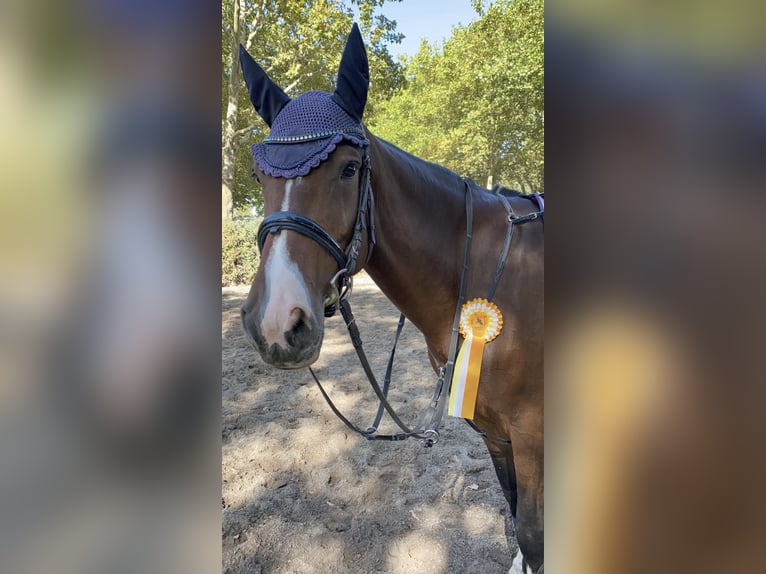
[254,140,453,445]
[256,146,375,316]
[255,138,544,447]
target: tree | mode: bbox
[370,0,544,193]
[221,0,404,219]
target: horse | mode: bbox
[239,25,544,574]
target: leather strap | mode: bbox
[487,194,515,301]
[435,182,474,435]
[466,191,544,445]
[307,182,475,446]
[258,211,347,270]
[488,192,545,300]
[367,312,406,435]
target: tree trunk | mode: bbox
[221,0,241,220]
[521,174,534,195]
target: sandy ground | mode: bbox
[222,275,517,573]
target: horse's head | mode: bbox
[239,24,373,368]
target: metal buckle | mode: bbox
[509,211,539,224]
[421,429,439,448]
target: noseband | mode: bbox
[257,211,347,270]
[256,149,375,315]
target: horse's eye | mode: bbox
[250,170,261,183]
[341,162,359,179]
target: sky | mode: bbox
[379,0,481,58]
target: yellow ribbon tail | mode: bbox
[448,334,487,419]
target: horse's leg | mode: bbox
[484,431,543,573]
[505,415,544,574]
[484,440,532,574]
[484,439,518,518]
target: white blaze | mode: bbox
[281,178,294,211]
[260,179,313,347]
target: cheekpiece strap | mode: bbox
[344,151,374,275]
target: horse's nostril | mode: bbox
[286,307,310,335]
[282,306,316,350]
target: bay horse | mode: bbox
[239,25,543,574]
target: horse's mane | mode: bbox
[491,185,525,198]
[374,137,528,199]
[466,180,525,198]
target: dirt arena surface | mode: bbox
[223,274,517,573]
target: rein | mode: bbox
[308,182,474,446]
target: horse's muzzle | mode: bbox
[240,305,322,369]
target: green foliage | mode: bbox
[222,218,262,286]
[223,0,544,219]
[222,0,405,213]
[369,0,544,192]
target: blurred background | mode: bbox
[0,0,220,572]
[547,0,766,572]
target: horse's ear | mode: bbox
[239,44,291,127]
[332,23,369,123]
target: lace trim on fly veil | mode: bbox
[251,132,368,178]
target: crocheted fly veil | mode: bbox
[251,91,367,178]
[240,23,370,178]
[239,23,375,282]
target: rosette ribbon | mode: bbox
[448,298,503,419]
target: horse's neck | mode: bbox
[363,136,466,356]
